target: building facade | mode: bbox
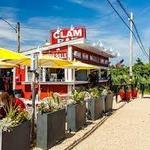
[15,27,115,99]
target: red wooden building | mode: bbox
[14,27,115,99]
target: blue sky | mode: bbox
[0,0,150,64]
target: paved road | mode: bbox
[73,96,150,150]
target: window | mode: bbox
[45,68,64,82]
[27,67,32,82]
[75,70,88,81]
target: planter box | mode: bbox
[0,121,31,150]
[87,98,103,120]
[105,93,113,112]
[67,102,86,132]
[37,109,65,150]
[100,95,106,113]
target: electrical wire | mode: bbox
[0,17,17,32]
[116,0,149,57]
[106,0,149,58]
[116,0,130,18]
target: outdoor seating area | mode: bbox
[0,45,146,150]
[0,47,114,150]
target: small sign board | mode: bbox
[50,27,86,44]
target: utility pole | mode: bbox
[16,22,20,53]
[129,12,133,77]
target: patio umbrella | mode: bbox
[0,48,28,60]
[4,55,72,68]
[0,61,17,68]
[67,60,100,70]
[38,56,72,68]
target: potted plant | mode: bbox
[132,87,138,99]
[67,90,86,132]
[119,86,126,100]
[36,93,65,150]
[0,106,31,150]
[86,88,103,120]
[129,76,138,99]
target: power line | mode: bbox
[0,17,20,52]
[132,23,149,57]
[106,0,149,58]
[0,17,17,32]
[116,0,149,57]
[116,0,148,57]
[116,0,130,18]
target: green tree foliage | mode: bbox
[111,58,150,86]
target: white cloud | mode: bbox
[0,7,18,18]
[68,0,113,14]
[51,5,63,10]
[0,20,17,41]
[0,4,149,64]
[69,0,85,4]
[139,6,150,16]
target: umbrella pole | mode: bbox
[38,66,41,101]
[73,68,75,90]
[30,53,38,144]
[31,71,36,143]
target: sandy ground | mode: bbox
[73,96,150,150]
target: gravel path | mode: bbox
[73,96,150,150]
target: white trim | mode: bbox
[25,66,28,82]
[22,38,85,55]
[21,38,115,58]
[42,68,46,82]
[65,45,73,82]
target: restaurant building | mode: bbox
[15,26,115,99]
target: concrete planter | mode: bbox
[67,102,86,132]
[37,109,65,150]
[100,95,106,113]
[0,121,31,150]
[87,98,103,120]
[105,92,113,112]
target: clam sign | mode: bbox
[51,27,86,44]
